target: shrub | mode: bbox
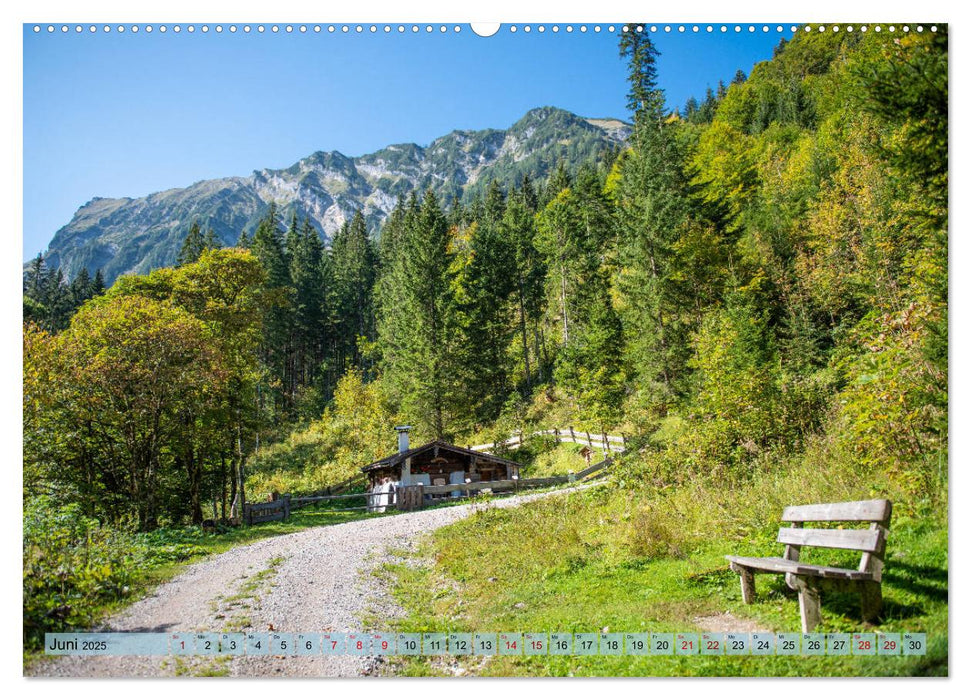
[23,497,144,649]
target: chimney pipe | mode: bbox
[396,425,413,486]
[395,425,412,454]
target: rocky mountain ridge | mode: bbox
[39,107,630,283]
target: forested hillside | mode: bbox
[24,26,947,657]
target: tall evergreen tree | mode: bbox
[378,190,459,439]
[332,211,378,374]
[502,182,547,390]
[178,221,206,266]
[618,23,664,122]
[289,218,327,389]
[453,182,515,426]
[517,172,540,212]
[697,87,718,123]
[202,226,221,252]
[683,96,700,120]
[541,161,572,206]
[251,204,295,407]
[378,196,410,267]
[91,269,106,297]
[537,166,625,423]
[43,268,72,331]
[69,268,92,308]
[615,30,693,405]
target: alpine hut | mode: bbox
[361,426,521,493]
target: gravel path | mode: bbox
[29,485,591,678]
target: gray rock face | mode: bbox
[39,107,630,284]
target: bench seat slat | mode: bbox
[726,556,874,581]
[777,526,882,553]
[781,499,891,523]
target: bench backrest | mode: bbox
[777,499,892,579]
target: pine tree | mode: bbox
[378,196,409,267]
[25,254,47,301]
[698,87,718,123]
[618,24,664,122]
[616,30,693,403]
[378,190,459,439]
[44,268,72,330]
[518,173,539,212]
[289,218,327,389]
[502,184,546,390]
[178,221,206,266]
[536,165,624,422]
[683,96,700,121]
[453,183,515,426]
[251,204,296,407]
[447,195,467,229]
[284,212,300,267]
[483,180,506,226]
[91,269,106,297]
[331,211,378,374]
[69,268,92,308]
[202,227,220,252]
[23,254,49,327]
[541,161,572,207]
[252,204,291,288]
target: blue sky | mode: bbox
[23,24,785,261]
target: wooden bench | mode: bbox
[726,499,892,632]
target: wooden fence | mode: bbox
[469,427,626,455]
[243,495,291,525]
[243,457,613,524]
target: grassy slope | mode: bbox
[381,468,948,677]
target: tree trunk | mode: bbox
[220,454,228,522]
[186,447,203,525]
[535,321,547,383]
[229,461,238,521]
[559,263,570,345]
[517,281,532,391]
[230,422,246,522]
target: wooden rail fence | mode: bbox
[469,427,626,455]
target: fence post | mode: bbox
[283,494,291,521]
[585,430,592,448]
[569,426,575,442]
[244,504,251,526]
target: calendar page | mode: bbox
[17,0,950,684]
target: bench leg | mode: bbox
[739,569,756,604]
[795,581,822,633]
[860,581,882,623]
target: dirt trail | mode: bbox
[29,485,592,678]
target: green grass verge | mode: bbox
[380,478,948,677]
